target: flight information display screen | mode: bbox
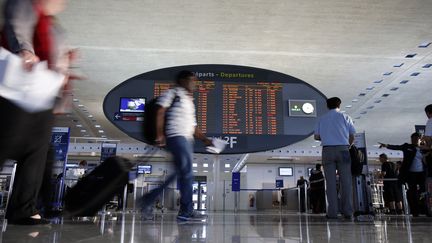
[153,81,285,135]
[103,65,327,154]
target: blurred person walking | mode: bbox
[314,97,356,219]
[0,0,74,224]
[141,71,213,221]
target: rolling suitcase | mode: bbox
[64,156,133,217]
[353,174,374,221]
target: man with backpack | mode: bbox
[379,153,403,214]
[142,70,212,221]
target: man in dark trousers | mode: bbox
[309,164,326,214]
[314,97,356,219]
[380,133,426,216]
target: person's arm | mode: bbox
[3,0,39,69]
[194,127,212,146]
[379,143,404,151]
[347,115,356,145]
[349,134,355,145]
[154,106,168,146]
[314,121,321,141]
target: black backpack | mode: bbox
[143,91,179,145]
[350,144,365,175]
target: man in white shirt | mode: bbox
[314,97,356,219]
[141,71,212,222]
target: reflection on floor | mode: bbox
[1,212,432,243]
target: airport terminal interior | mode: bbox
[1,0,432,242]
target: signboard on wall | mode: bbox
[103,64,327,154]
[51,127,70,162]
[100,143,117,162]
[232,172,240,192]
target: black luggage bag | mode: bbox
[64,156,133,217]
[353,174,374,221]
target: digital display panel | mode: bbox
[137,165,152,174]
[119,98,146,113]
[103,64,328,154]
[279,167,293,176]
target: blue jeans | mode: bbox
[142,136,194,215]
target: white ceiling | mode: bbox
[49,0,432,160]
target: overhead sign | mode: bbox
[103,64,327,154]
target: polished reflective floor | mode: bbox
[1,212,432,243]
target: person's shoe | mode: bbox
[177,211,207,222]
[8,217,50,225]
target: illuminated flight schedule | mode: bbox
[103,64,327,154]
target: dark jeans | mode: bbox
[0,97,53,220]
[406,172,426,216]
[142,136,194,215]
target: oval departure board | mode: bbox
[103,65,327,154]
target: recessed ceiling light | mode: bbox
[400,80,409,84]
[374,100,382,103]
[374,80,383,84]
[422,64,432,68]
[352,99,359,102]
[393,63,404,67]
[80,129,87,133]
[203,163,208,168]
[355,116,361,119]
[418,42,431,48]
[95,125,101,128]
[78,104,84,107]
[382,94,390,97]
[411,72,420,76]
[101,135,107,138]
[366,106,374,109]
[84,134,90,137]
[225,164,231,168]
[383,72,392,76]
[203,170,208,173]
[359,93,366,96]
[73,98,79,102]
[193,170,198,173]
[76,124,82,127]
[360,111,367,114]
[345,105,352,108]
[224,171,230,173]
[405,53,417,58]
[192,163,198,168]
[98,130,104,133]
[88,115,93,118]
[390,87,399,91]
[366,87,374,91]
